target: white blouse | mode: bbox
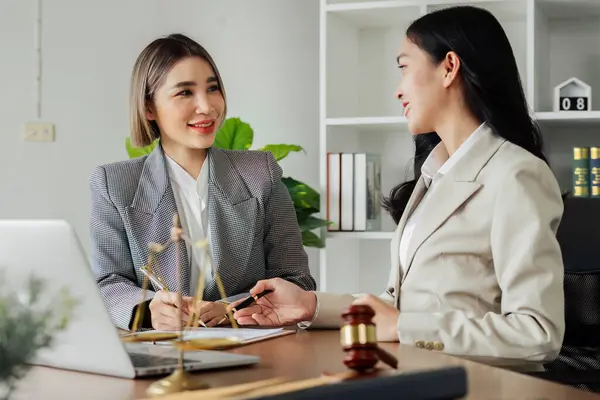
[165,154,211,295]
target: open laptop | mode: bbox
[0,219,259,379]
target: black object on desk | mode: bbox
[254,366,468,400]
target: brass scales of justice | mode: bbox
[121,214,243,397]
[120,215,400,399]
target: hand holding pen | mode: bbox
[228,278,317,326]
[140,266,208,329]
[216,289,274,325]
[147,291,198,330]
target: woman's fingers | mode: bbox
[235,316,259,326]
[251,313,274,326]
[227,298,246,311]
[149,291,196,330]
[206,316,225,327]
[232,304,262,320]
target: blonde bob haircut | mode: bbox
[129,33,227,147]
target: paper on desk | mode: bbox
[148,327,284,343]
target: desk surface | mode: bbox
[13,330,600,400]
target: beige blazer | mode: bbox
[311,125,565,370]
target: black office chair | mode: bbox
[531,196,600,393]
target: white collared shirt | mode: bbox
[398,122,487,273]
[165,154,212,295]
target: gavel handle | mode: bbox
[376,347,398,369]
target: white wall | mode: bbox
[0,0,321,281]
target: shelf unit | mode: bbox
[318,0,600,294]
[327,231,396,240]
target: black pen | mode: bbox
[230,290,274,312]
[217,290,273,325]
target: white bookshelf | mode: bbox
[536,111,600,125]
[318,0,600,294]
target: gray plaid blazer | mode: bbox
[89,144,316,330]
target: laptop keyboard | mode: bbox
[129,353,181,368]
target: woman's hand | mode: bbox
[231,278,317,326]
[352,294,400,342]
[191,301,229,327]
[148,290,192,331]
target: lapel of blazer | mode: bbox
[125,144,190,295]
[205,147,256,300]
[401,125,506,283]
[391,176,427,306]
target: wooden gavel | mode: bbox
[340,304,399,372]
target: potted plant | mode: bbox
[0,272,75,399]
[125,117,330,248]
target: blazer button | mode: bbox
[433,341,444,351]
[425,341,434,350]
[414,340,425,348]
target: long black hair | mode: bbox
[382,5,547,224]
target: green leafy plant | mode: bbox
[125,137,158,158]
[0,271,76,399]
[124,117,330,248]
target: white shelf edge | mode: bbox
[535,111,600,121]
[325,1,422,13]
[326,0,527,13]
[324,112,600,127]
[325,116,407,125]
[327,231,396,240]
[427,0,526,6]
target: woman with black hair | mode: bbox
[230,5,565,370]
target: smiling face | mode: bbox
[146,56,225,152]
[395,36,452,135]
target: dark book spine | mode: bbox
[591,147,600,198]
[573,147,590,197]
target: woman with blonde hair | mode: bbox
[89,33,316,331]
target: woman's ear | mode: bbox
[442,51,461,88]
[145,101,156,121]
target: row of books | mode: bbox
[326,152,382,231]
[572,146,600,197]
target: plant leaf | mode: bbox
[299,216,331,231]
[213,117,253,150]
[282,177,320,212]
[295,209,315,222]
[301,230,325,248]
[126,138,157,159]
[0,270,76,389]
[259,144,304,161]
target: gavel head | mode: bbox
[340,304,378,372]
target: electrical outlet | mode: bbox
[23,122,55,142]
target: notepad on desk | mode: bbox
[137,327,293,348]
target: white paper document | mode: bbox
[148,327,285,343]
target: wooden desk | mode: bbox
[12,330,600,399]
